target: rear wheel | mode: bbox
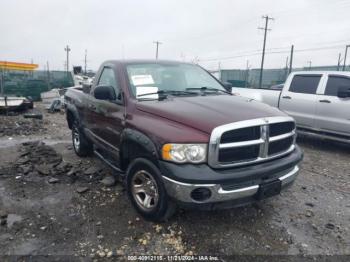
[72,120,93,157]
[126,158,176,222]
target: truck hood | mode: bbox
[136,95,286,134]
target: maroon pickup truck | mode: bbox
[64,60,303,221]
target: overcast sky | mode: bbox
[1,0,350,71]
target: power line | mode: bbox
[200,43,347,62]
[268,44,346,54]
[203,39,350,61]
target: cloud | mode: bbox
[1,0,349,71]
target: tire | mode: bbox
[72,120,93,157]
[126,158,176,222]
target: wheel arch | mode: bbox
[66,105,80,129]
[120,128,159,171]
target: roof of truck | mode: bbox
[290,71,350,76]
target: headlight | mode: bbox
[162,144,207,163]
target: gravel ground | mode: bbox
[0,103,349,261]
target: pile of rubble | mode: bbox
[15,141,68,176]
[0,115,47,137]
[10,141,115,188]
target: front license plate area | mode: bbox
[255,180,282,200]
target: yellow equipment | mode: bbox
[0,61,38,71]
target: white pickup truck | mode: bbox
[231,71,350,143]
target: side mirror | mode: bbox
[222,82,233,93]
[82,83,91,94]
[337,86,350,98]
[94,85,116,100]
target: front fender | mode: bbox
[65,103,81,129]
[120,128,159,163]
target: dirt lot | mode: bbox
[0,103,349,260]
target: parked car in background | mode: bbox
[232,71,350,143]
[64,60,303,221]
[0,95,33,112]
[41,88,67,112]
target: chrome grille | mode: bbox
[208,116,296,168]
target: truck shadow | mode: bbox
[296,135,350,155]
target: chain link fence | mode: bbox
[0,70,75,100]
[220,65,349,88]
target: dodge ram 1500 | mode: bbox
[65,60,303,221]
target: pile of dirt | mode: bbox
[0,115,47,137]
[6,141,109,185]
[15,141,68,176]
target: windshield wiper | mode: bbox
[137,90,198,99]
[186,87,232,95]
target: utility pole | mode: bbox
[46,61,50,90]
[342,45,350,71]
[307,61,312,70]
[258,15,274,89]
[285,56,289,80]
[64,45,71,73]
[0,68,4,96]
[289,45,294,74]
[84,49,87,74]
[153,41,162,59]
[245,60,250,87]
[337,53,342,71]
[30,59,34,77]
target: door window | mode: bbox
[289,75,321,94]
[97,67,121,100]
[325,75,350,96]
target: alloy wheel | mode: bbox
[131,170,159,211]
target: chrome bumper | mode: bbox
[162,165,299,203]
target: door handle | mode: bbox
[282,96,291,99]
[319,99,331,103]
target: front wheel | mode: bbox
[72,120,93,157]
[126,158,176,222]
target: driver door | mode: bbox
[87,66,125,163]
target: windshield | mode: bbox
[126,63,226,98]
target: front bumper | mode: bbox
[160,146,303,207]
[163,165,298,204]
